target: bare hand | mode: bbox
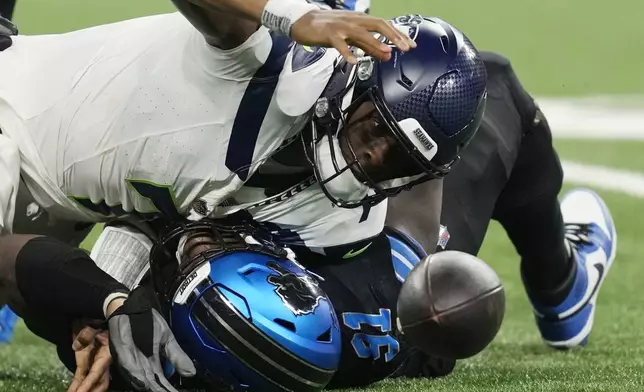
[67,325,112,392]
[291,10,416,64]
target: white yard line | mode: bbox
[562,161,644,198]
[531,96,644,197]
[536,96,644,140]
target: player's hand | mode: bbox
[391,348,456,379]
[67,325,112,392]
[107,287,196,392]
[291,10,416,64]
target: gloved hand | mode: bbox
[0,14,17,52]
[107,287,196,392]
[390,343,456,379]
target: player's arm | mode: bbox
[0,234,195,392]
[0,235,126,319]
[385,179,444,253]
[177,0,414,63]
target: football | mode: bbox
[397,251,506,359]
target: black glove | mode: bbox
[391,348,456,379]
[0,14,17,52]
[108,287,196,392]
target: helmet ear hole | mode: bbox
[274,318,297,332]
[400,72,414,89]
[439,35,449,53]
[316,328,332,343]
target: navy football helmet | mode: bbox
[149,221,341,391]
[307,15,487,208]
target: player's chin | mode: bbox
[396,251,506,360]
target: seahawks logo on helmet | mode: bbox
[267,261,325,316]
[374,14,423,47]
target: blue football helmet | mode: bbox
[149,221,341,391]
[308,14,487,208]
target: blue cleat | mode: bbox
[0,305,19,344]
[528,188,617,349]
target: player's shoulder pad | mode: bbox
[480,51,515,79]
[291,44,328,73]
[276,44,337,117]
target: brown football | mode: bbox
[396,251,505,359]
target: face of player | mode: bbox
[338,101,422,184]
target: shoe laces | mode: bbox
[565,223,593,248]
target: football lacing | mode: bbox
[564,223,593,248]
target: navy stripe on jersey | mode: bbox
[225,34,293,181]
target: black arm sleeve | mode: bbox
[15,237,129,320]
[0,0,16,21]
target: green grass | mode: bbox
[555,139,644,174]
[374,0,644,96]
[13,0,173,34]
[12,0,644,96]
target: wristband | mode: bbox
[261,0,319,37]
[102,291,130,318]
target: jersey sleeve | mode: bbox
[275,43,337,117]
[188,25,274,81]
[0,133,20,234]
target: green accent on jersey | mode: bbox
[68,180,181,219]
[68,196,125,217]
[125,179,182,219]
[342,242,373,259]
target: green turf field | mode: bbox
[554,140,644,174]
[13,0,644,95]
[2,1,644,391]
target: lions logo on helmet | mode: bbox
[267,261,326,316]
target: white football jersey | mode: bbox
[223,182,388,248]
[0,12,388,248]
[0,13,336,225]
